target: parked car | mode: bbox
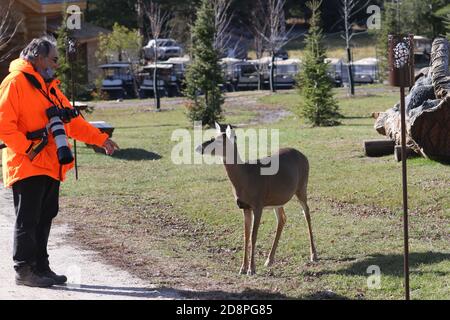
[236,61,261,90]
[99,63,137,99]
[138,63,180,98]
[220,58,243,92]
[325,58,344,87]
[272,58,300,89]
[352,58,379,84]
[143,39,183,61]
[275,49,289,60]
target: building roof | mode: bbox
[47,21,110,41]
[18,0,86,14]
[38,0,83,3]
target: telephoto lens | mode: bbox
[46,106,74,165]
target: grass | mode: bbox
[2,87,448,299]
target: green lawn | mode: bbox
[26,87,450,299]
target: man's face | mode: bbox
[35,47,59,71]
[34,47,59,81]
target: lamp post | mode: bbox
[388,34,414,300]
[67,37,79,180]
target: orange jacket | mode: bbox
[0,58,109,187]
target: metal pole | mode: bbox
[400,86,410,300]
[68,38,78,180]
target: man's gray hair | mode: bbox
[20,36,57,62]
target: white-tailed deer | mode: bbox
[196,123,317,275]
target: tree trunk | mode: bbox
[363,139,395,157]
[154,46,160,111]
[270,54,276,93]
[347,46,355,95]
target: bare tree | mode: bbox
[136,0,145,44]
[337,0,373,95]
[0,0,22,63]
[145,1,171,111]
[340,0,357,96]
[263,0,294,92]
[212,0,233,57]
[250,0,269,90]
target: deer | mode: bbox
[196,122,317,275]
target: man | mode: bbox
[0,36,119,288]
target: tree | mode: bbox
[250,0,269,90]
[96,23,142,63]
[297,0,341,127]
[340,0,359,96]
[55,13,87,101]
[375,1,397,81]
[263,0,294,92]
[95,23,142,97]
[212,0,234,56]
[0,0,22,63]
[184,0,224,127]
[145,1,171,111]
[86,0,138,30]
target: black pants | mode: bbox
[12,175,60,272]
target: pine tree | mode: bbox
[184,0,224,127]
[56,13,88,101]
[56,16,71,97]
[297,0,341,127]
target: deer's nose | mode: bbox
[195,144,203,154]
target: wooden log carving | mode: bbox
[374,38,450,161]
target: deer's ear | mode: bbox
[215,122,221,133]
[226,125,235,141]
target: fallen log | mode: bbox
[364,139,395,157]
[374,37,450,161]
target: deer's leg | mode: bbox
[240,209,252,275]
[265,207,286,268]
[298,199,318,262]
[248,207,263,276]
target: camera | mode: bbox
[46,106,79,164]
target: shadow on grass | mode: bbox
[51,284,350,300]
[111,148,162,161]
[333,252,450,277]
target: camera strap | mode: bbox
[22,72,58,107]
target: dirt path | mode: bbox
[0,186,184,300]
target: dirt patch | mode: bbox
[57,195,294,299]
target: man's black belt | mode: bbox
[0,128,48,152]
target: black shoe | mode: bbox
[37,268,68,285]
[15,266,55,288]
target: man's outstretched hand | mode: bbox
[102,138,120,156]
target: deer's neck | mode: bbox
[223,144,246,190]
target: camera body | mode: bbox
[46,106,79,164]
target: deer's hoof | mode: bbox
[239,267,247,275]
[247,269,256,276]
[264,259,273,268]
[310,253,318,262]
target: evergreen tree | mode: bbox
[56,14,88,101]
[184,0,224,127]
[297,0,340,127]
